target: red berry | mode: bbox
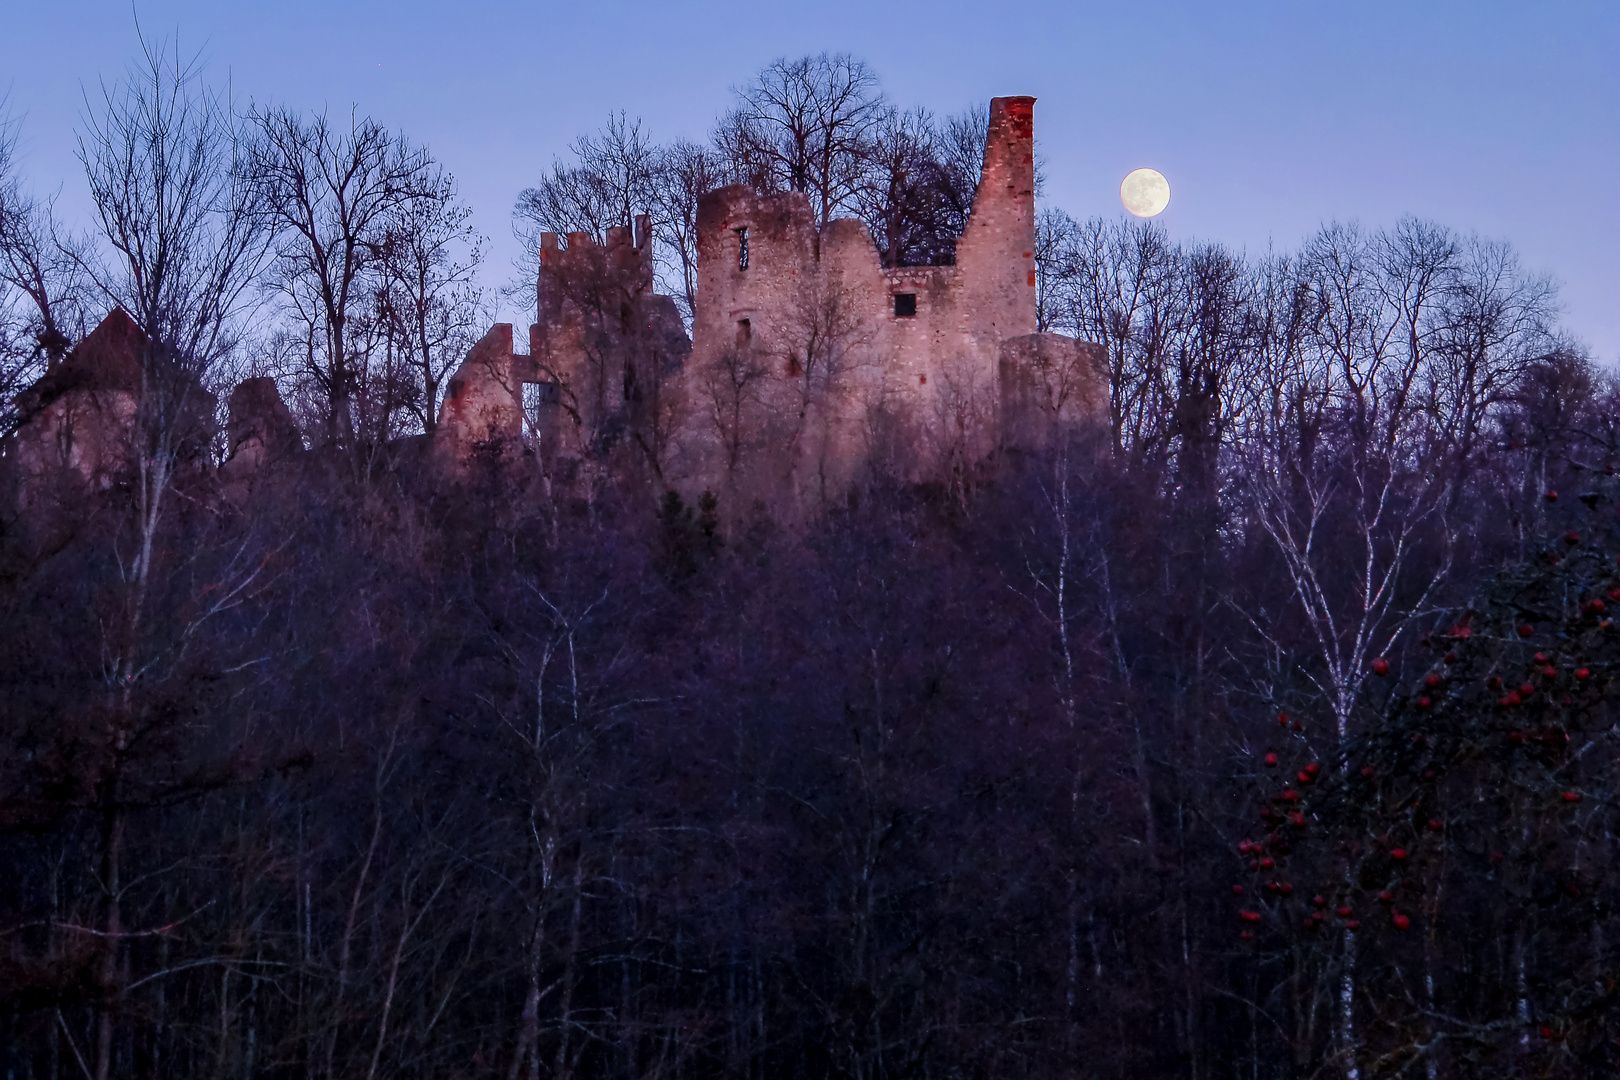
[1233,885,1245,895]
[1240,910,1261,922]
[1337,906,1352,917]
[1417,696,1431,708]
[1609,589,1620,601]
[1298,770,1312,784]
[1346,920,1360,930]
[1240,930,1253,941]
[1546,491,1558,502]
[1276,712,1288,726]
[1260,857,1274,868]
[1378,891,1393,903]
[1534,652,1549,663]
[1281,790,1300,802]
[1428,819,1442,830]
[1542,665,1557,678]
[1305,762,1320,775]
[1501,692,1521,707]
[1576,668,1591,680]
[1519,625,1535,638]
[1443,651,1457,663]
[1360,766,1375,778]
[1371,657,1389,676]
[1288,811,1305,826]
[1313,895,1326,906]
[1425,673,1441,688]
[1393,913,1410,930]
[1565,530,1581,545]
[1264,752,1278,766]
[1519,682,1536,697]
[1563,791,1582,803]
[1391,848,1407,860]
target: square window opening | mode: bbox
[893,292,917,317]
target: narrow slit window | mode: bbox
[736,319,751,349]
[735,227,749,271]
[894,292,917,317]
[521,381,560,437]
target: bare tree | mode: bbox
[373,170,486,432]
[514,111,660,272]
[934,103,987,238]
[1425,229,1559,511]
[1033,205,1078,333]
[66,34,273,1080]
[1048,216,1183,462]
[723,53,889,227]
[0,106,89,430]
[649,138,725,323]
[702,344,769,476]
[850,107,958,268]
[248,105,437,449]
[770,267,876,502]
[1233,221,1553,1075]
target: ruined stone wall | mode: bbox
[5,307,231,511]
[527,217,689,473]
[7,309,146,493]
[681,95,1060,504]
[437,322,523,447]
[421,93,1097,509]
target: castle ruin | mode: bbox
[6,97,1103,513]
[434,95,1103,508]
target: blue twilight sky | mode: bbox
[2,0,1615,361]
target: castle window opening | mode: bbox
[736,319,751,349]
[893,292,917,317]
[735,227,749,271]
[521,380,559,423]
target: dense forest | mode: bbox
[2,43,1618,1080]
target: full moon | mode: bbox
[1120,168,1171,218]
